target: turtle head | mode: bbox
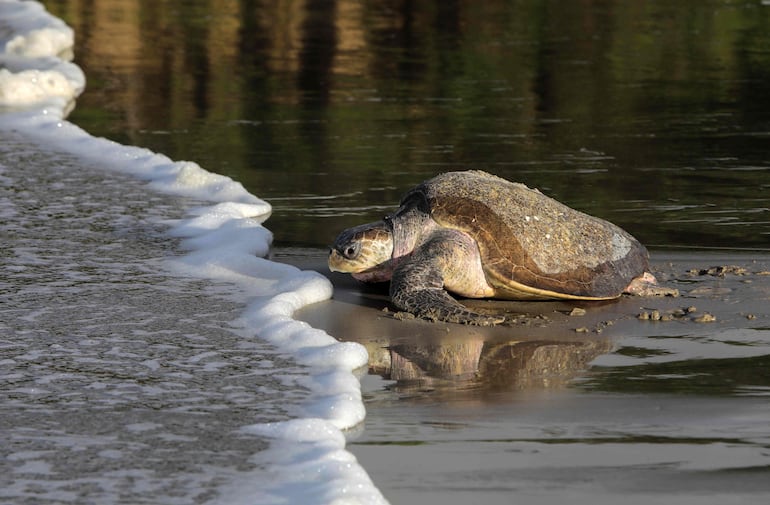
[329,220,395,282]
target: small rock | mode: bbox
[686,306,697,313]
[692,313,717,323]
[699,265,748,276]
[650,310,661,321]
[575,327,589,333]
[638,311,650,320]
[569,307,587,317]
[747,314,757,320]
[393,311,416,321]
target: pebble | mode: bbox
[639,306,699,323]
[692,313,717,323]
[392,311,416,321]
[699,265,748,276]
[638,310,663,321]
[569,307,586,317]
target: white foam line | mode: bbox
[0,1,387,503]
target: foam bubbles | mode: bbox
[228,419,388,505]
[5,27,74,59]
[0,1,72,59]
[0,68,76,106]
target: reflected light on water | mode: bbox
[49,0,770,249]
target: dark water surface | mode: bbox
[48,0,770,250]
[43,1,770,503]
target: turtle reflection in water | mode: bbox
[329,170,675,325]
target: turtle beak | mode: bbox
[328,248,346,272]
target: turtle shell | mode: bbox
[399,170,649,300]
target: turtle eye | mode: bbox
[342,242,361,259]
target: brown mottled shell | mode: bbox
[399,170,649,300]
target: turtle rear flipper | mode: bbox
[390,231,504,326]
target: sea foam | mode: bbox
[0,1,386,503]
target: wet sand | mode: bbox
[285,249,770,387]
[280,249,770,504]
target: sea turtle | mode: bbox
[329,170,674,325]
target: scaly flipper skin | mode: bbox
[390,231,505,325]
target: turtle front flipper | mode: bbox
[389,231,505,326]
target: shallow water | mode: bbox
[17,0,770,503]
[354,390,770,505]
